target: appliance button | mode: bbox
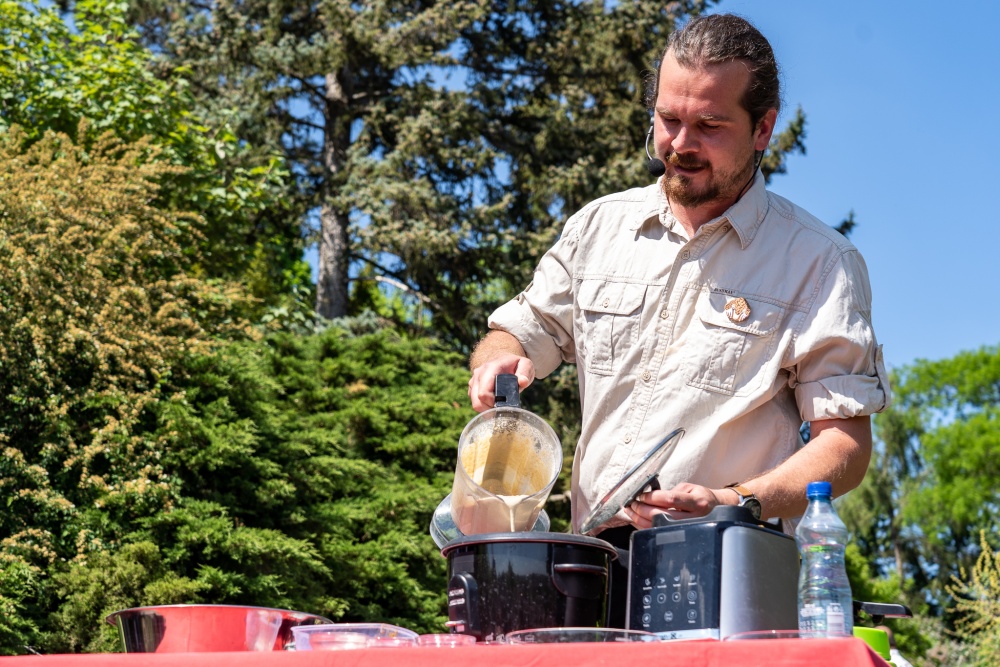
[687,609,698,621]
[672,592,681,603]
[641,613,651,625]
[663,611,673,622]
[642,594,652,606]
[687,591,698,602]
[656,593,667,604]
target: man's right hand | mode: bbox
[468,331,536,412]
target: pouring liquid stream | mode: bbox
[504,494,529,532]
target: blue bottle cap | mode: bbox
[806,481,833,498]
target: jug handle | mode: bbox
[494,374,521,408]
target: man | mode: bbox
[468,12,887,589]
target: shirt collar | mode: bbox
[632,172,770,248]
[628,183,667,232]
[721,171,769,249]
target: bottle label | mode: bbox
[806,544,838,553]
[826,603,846,636]
[798,602,825,632]
[799,602,848,636]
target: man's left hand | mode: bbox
[623,483,727,529]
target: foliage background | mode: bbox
[0,1,999,664]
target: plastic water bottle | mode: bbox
[796,481,853,637]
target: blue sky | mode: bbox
[711,0,1000,371]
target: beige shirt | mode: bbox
[488,174,890,533]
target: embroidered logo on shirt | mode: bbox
[724,297,751,323]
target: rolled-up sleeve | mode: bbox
[488,217,580,379]
[790,249,891,421]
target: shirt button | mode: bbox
[681,250,691,260]
[624,433,633,443]
[660,309,669,319]
[603,298,610,307]
[722,225,730,233]
[642,371,651,382]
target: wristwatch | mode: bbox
[725,483,762,520]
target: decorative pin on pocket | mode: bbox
[724,297,751,323]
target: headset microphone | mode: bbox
[645,125,666,177]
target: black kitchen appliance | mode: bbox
[627,505,798,640]
[441,532,617,643]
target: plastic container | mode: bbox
[291,623,418,650]
[796,481,853,638]
[853,626,891,662]
[416,634,477,647]
[505,627,660,643]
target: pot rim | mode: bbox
[440,531,618,560]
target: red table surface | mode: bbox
[7,638,888,667]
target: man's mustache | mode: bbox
[666,153,709,170]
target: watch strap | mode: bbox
[725,483,762,518]
[726,483,755,500]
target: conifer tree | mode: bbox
[127,0,809,348]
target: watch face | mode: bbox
[742,497,762,520]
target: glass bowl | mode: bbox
[291,623,418,650]
[724,630,810,640]
[506,627,660,644]
[417,634,477,647]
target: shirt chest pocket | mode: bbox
[579,279,646,376]
[685,292,784,396]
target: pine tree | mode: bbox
[126,0,810,349]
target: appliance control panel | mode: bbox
[626,522,721,638]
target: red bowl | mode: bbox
[105,604,332,652]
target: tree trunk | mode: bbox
[316,201,350,319]
[315,68,351,319]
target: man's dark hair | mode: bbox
[646,13,781,128]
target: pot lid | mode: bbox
[579,427,685,535]
[429,493,551,549]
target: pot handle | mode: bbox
[551,563,607,600]
[613,547,630,570]
[553,563,608,575]
[494,374,521,408]
[446,573,480,637]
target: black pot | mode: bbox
[441,532,618,642]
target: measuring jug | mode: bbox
[449,374,562,536]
